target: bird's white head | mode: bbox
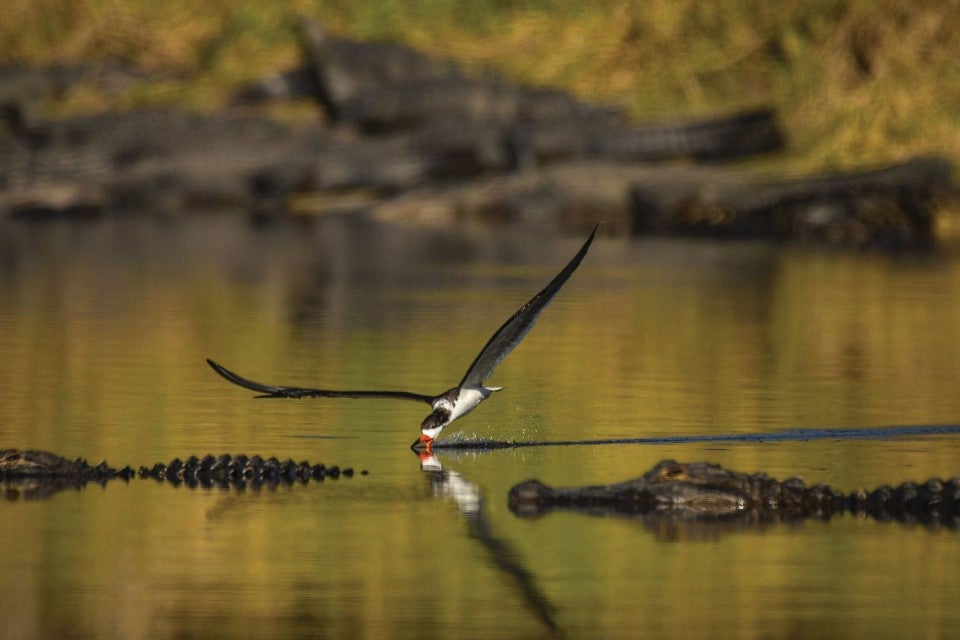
[420,409,449,440]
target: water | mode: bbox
[1,214,959,639]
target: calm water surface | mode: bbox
[1,215,959,639]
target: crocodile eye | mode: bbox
[661,463,686,479]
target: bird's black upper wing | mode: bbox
[206,359,436,404]
[459,225,597,389]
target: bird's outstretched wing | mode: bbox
[459,225,597,389]
[206,359,436,404]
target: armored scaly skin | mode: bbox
[0,449,362,499]
[509,460,960,525]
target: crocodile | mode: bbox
[238,18,782,159]
[0,449,362,500]
[508,460,960,527]
[631,156,952,248]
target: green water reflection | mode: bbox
[1,216,959,638]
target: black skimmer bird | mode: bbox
[207,225,597,451]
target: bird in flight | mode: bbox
[207,225,597,451]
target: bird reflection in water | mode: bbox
[417,452,563,637]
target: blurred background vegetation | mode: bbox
[2,0,957,171]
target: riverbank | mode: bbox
[3,1,957,172]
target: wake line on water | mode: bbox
[431,424,960,451]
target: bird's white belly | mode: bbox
[449,387,487,423]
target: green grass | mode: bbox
[2,0,959,172]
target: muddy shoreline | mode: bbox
[2,19,954,249]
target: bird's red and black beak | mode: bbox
[410,434,433,453]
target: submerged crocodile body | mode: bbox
[509,460,960,526]
[0,449,361,500]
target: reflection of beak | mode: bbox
[418,451,442,471]
[410,434,433,452]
